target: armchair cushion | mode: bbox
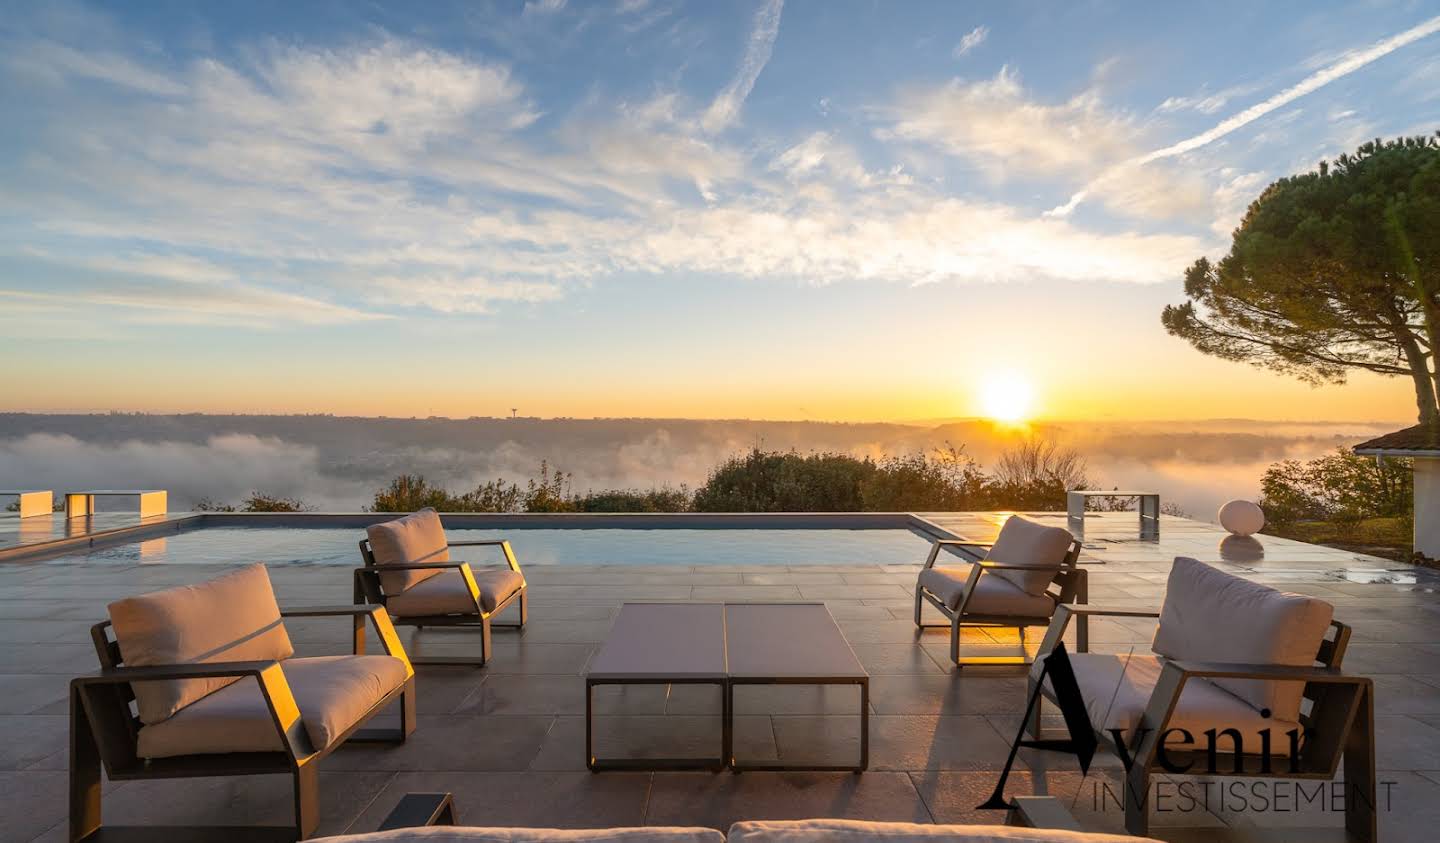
[314,829,724,842]
[728,819,1158,841]
[919,565,1056,618]
[136,654,409,757]
[1061,652,1300,755]
[386,569,524,618]
[1151,557,1333,722]
[368,508,451,594]
[984,516,1075,596]
[108,563,294,725]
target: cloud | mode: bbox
[701,0,784,133]
[1049,14,1440,216]
[879,67,1138,180]
[952,25,989,58]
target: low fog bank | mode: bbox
[0,414,1400,520]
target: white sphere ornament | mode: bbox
[1218,499,1265,537]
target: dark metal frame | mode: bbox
[585,677,730,772]
[70,605,416,842]
[726,675,868,773]
[1028,604,1373,841]
[914,535,1086,666]
[356,538,527,666]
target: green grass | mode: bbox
[1263,517,1413,563]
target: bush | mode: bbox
[196,493,315,512]
[1260,448,1411,528]
[987,439,1089,510]
[691,449,875,512]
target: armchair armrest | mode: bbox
[379,793,457,830]
[1035,604,1159,659]
[1056,606,1160,619]
[923,538,986,569]
[281,604,412,670]
[357,562,471,572]
[1164,659,1351,683]
[74,660,315,760]
[447,539,510,547]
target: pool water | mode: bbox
[41,527,936,567]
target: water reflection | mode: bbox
[1219,535,1265,564]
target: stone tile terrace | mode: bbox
[2,512,1438,841]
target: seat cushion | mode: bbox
[312,828,725,842]
[984,516,1076,596]
[1059,652,1300,756]
[108,563,294,725]
[386,568,524,617]
[367,508,451,594]
[137,654,410,758]
[919,565,1056,618]
[1152,556,1333,722]
[728,819,1160,842]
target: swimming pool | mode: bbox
[38,526,937,567]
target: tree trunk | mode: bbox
[1397,331,1439,424]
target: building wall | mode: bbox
[1416,459,1440,559]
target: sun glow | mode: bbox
[979,372,1036,423]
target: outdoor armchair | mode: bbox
[914,515,1084,665]
[356,507,528,666]
[70,563,416,841]
[1027,556,1373,841]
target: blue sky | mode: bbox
[2,0,1438,420]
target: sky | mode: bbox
[1,0,1438,423]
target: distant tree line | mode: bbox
[1259,448,1412,528]
[363,440,1100,514]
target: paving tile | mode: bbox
[770,715,1015,771]
[868,674,1029,715]
[644,771,932,828]
[456,675,670,716]
[530,714,774,771]
[324,714,555,771]
[0,715,68,770]
[849,644,946,675]
[0,771,70,840]
[346,771,652,832]
[0,673,71,714]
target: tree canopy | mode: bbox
[1162,133,1440,423]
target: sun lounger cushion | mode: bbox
[368,508,451,593]
[982,516,1075,596]
[137,654,409,757]
[1151,556,1333,722]
[728,819,1160,841]
[1054,652,1301,755]
[108,563,294,725]
[918,565,1057,617]
[385,568,524,617]
[312,828,725,842]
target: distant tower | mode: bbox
[510,408,518,419]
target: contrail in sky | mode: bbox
[1046,14,1440,218]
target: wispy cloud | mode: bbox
[701,0,784,134]
[952,25,988,58]
[1048,14,1440,217]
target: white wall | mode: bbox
[1416,458,1440,559]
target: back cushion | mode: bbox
[366,508,450,594]
[1153,556,1334,722]
[983,515,1076,596]
[108,563,294,725]
[727,819,1154,842]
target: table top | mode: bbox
[67,490,166,495]
[724,603,866,680]
[1067,490,1157,497]
[586,602,727,680]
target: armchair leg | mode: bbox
[294,763,320,839]
[479,616,493,666]
[950,614,962,666]
[1345,683,1378,843]
[517,589,528,628]
[69,686,102,843]
[914,584,924,628]
[401,676,417,739]
[1024,680,1042,740]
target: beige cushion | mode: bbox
[1058,652,1300,755]
[983,516,1075,596]
[137,654,410,757]
[1152,557,1333,722]
[367,508,451,594]
[386,568,524,617]
[311,828,724,842]
[919,565,1056,618]
[108,563,294,725]
[728,819,1159,842]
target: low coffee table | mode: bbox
[584,603,728,771]
[584,601,868,773]
[725,602,869,771]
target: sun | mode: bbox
[979,372,1036,424]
